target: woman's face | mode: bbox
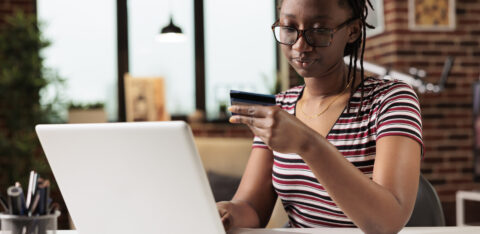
[279,0,357,78]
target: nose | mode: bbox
[292,32,313,53]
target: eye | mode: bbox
[311,28,329,33]
[282,27,297,33]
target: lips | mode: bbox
[292,57,317,69]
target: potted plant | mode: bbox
[68,102,107,123]
[0,10,64,188]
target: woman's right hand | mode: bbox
[217,201,235,231]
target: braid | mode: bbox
[343,0,375,118]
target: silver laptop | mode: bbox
[36,121,225,234]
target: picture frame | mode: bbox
[124,74,170,122]
[408,0,456,31]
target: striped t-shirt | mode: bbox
[252,77,423,227]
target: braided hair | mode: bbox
[276,0,375,117]
[341,0,375,116]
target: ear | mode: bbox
[347,19,362,43]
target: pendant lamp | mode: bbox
[156,16,186,43]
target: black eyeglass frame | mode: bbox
[271,17,358,47]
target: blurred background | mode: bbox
[0,0,479,229]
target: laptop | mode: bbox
[36,121,225,234]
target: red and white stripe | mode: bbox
[252,77,423,227]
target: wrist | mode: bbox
[231,200,261,228]
[297,127,321,155]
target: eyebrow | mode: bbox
[280,13,333,20]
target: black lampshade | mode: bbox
[156,16,186,43]
[161,17,183,34]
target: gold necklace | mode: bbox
[298,78,353,119]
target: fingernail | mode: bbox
[228,106,233,112]
[229,117,235,123]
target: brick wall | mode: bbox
[364,0,480,203]
[363,0,480,225]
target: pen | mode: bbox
[26,170,36,209]
[28,193,40,216]
[7,186,26,215]
[32,173,39,201]
[36,180,50,215]
[0,195,8,212]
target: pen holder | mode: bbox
[0,211,60,234]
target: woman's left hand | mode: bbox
[229,105,314,154]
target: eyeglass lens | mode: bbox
[273,27,332,47]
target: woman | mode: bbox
[217,0,423,233]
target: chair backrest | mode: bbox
[406,174,446,226]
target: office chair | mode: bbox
[406,174,446,226]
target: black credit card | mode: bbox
[230,90,276,106]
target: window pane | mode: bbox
[37,0,118,121]
[366,0,385,37]
[204,0,276,120]
[128,0,195,116]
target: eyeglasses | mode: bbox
[271,17,358,47]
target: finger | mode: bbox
[221,212,232,231]
[230,115,274,129]
[229,105,270,117]
[229,115,255,125]
[249,125,273,144]
[218,208,226,217]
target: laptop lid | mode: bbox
[36,121,225,234]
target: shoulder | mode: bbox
[275,85,304,106]
[362,77,419,105]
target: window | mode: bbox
[366,0,385,37]
[204,0,277,120]
[38,0,278,121]
[128,0,195,116]
[37,0,118,121]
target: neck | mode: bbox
[303,59,349,100]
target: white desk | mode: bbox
[229,227,480,234]
[21,227,480,234]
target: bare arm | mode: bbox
[300,132,420,233]
[217,147,277,230]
